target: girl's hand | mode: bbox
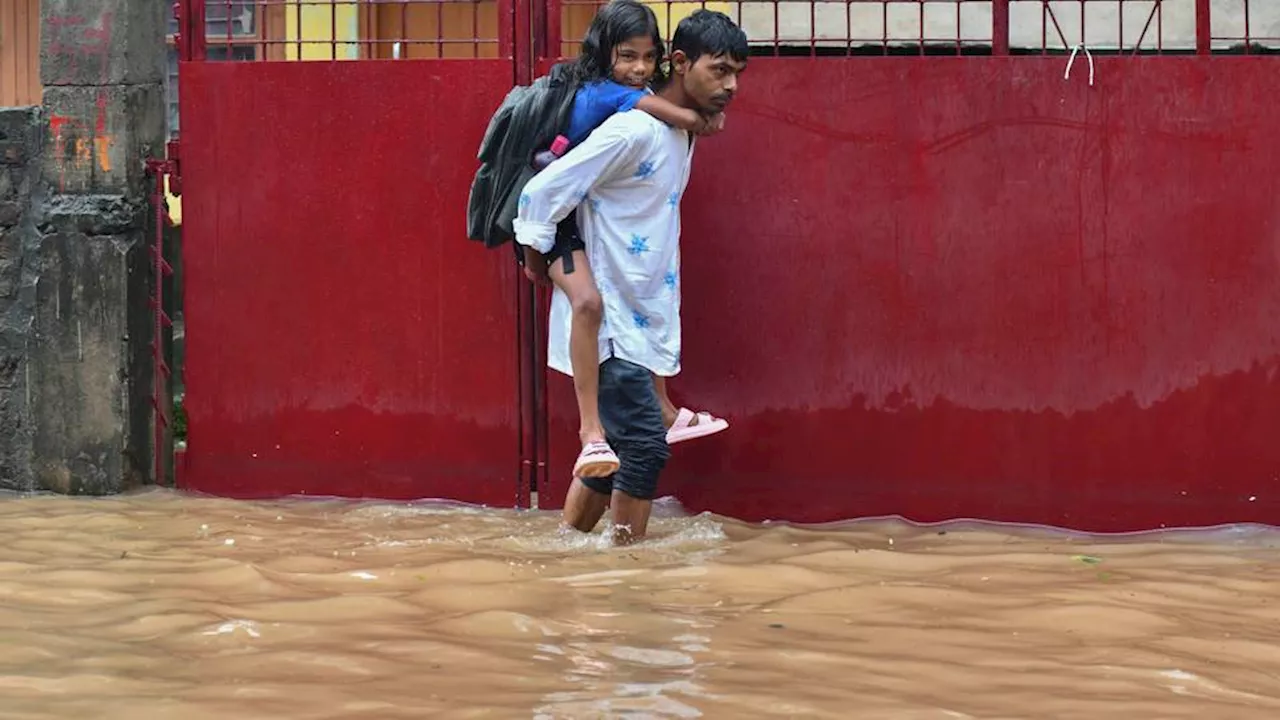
[696,112,726,136]
[522,247,550,285]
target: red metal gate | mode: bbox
[171,0,1280,531]
[535,0,1280,531]
[172,0,532,504]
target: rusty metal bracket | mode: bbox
[145,149,178,485]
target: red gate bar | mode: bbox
[1196,0,1210,54]
[993,0,1009,55]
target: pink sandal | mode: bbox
[666,407,729,445]
[574,440,620,478]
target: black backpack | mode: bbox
[466,63,580,249]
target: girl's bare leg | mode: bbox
[549,251,606,446]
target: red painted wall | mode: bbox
[543,57,1280,531]
[178,61,523,505]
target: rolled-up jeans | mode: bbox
[578,358,670,500]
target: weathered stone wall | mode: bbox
[0,107,41,491]
[0,0,164,493]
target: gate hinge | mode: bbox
[145,139,183,196]
[145,140,182,230]
[147,137,184,192]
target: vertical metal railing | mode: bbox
[145,151,177,487]
[181,0,512,62]
[537,1,1279,58]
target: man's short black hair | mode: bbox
[671,9,748,65]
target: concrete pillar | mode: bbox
[0,0,166,493]
[0,107,42,490]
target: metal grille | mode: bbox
[555,1,997,57]
[1007,0,1192,53]
[179,0,509,61]
[1210,0,1280,52]
[551,0,1278,57]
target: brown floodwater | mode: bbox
[2,488,1278,719]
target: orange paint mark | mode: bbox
[72,138,92,167]
[93,92,112,172]
[94,136,113,172]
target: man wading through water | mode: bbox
[514,10,749,544]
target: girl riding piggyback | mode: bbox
[522,0,730,479]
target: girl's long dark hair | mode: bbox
[570,0,667,86]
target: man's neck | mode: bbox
[657,82,697,112]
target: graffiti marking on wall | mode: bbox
[44,11,114,84]
[48,91,115,193]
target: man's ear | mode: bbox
[669,49,689,75]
